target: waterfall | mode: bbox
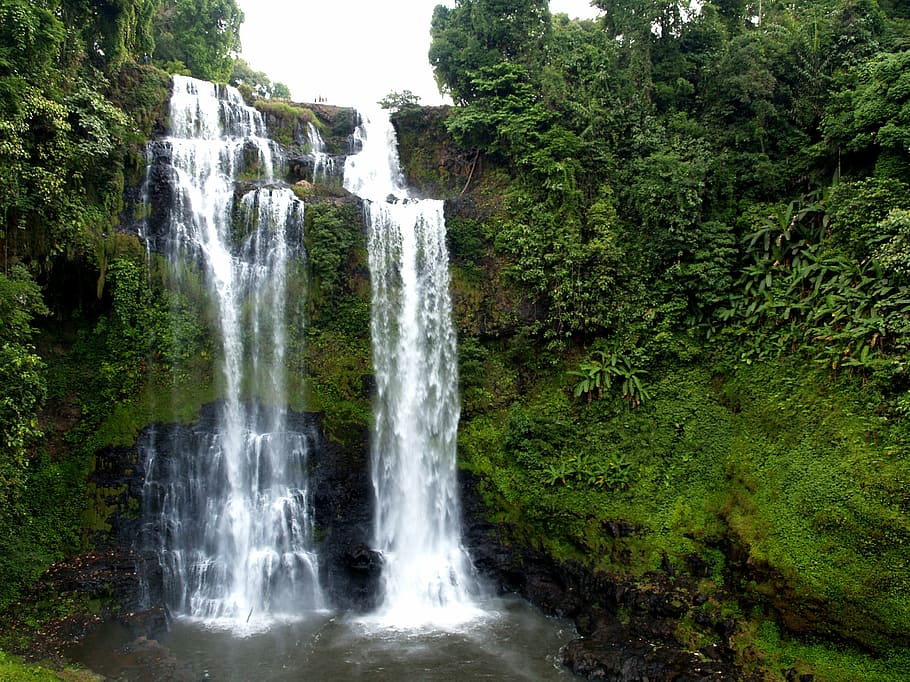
[141,75,322,628]
[307,122,336,183]
[344,110,480,628]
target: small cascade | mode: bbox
[140,75,322,628]
[307,122,336,183]
[344,109,480,628]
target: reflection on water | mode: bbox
[69,595,575,681]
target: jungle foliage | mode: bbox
[427,0,910,677]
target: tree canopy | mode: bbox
[429,0,910,360]
[152,0,243,82]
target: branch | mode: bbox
[460,149,480,196]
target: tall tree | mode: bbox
[592,0,693,108]
[429,0,550,103]
[822,49,910,180]
[61,0,158,73]
[153,0,243,82]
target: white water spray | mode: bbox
[344,109,481,628]
[144,75,322,629]
[307,122,336,183]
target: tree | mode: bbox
[153,0,243,82]
[61,0,158,73]
[230,59,292,100]
[822,50,910,181]
[429,0,550,103]
[827,176,910,258]
[592,0,692,104]
[873,209,910,284]
[0,0,65,78]
[0,266,47,509]
[625,115,710,267]
[230,58,272,98]
[379,90,421,111]
[271,81,290,99]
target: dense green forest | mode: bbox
[418,0,910,678]
[1,0,909,679]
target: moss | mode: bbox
[253,99,316,148]
[392,106,472,197]
[304,330,372,444]
[458,347,910,661]
[0,649,101,682]
[304,202,365,305]
[107,63,171,138]
[106,63,171,189]
[721,363,910,651]
[81,481,126,536]
[746,619,910,682]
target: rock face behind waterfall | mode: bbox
[93,403,380,630]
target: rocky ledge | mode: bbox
[459,470,751,681]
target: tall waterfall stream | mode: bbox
[344,109,481,628]
[139,76,322,627]
[68,78,574,679]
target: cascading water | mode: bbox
[70,95,578,682]
[344,110,480,627]
[140,75,322,628]
[307,122,336,183]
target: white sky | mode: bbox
[236,0,601,107]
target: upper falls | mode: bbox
[138,79,480,631]
[139,76,322,628]
[344,109,480,627]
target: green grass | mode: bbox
[752,620,910,682]
[0,651,59,682]
[0,649,101,681]
[457,346,910,673]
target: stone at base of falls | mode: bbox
[0,545,169,665]
[89,402,380,618]
[346,545,383,573]
[562,625,730,682]
[458,469,747,681]
[310,420,382,612]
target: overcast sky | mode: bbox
[236,0,601,107]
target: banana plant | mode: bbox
[543,459,575,487]
[569,349,649,408]
[569,349,613,403]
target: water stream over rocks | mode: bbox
[75,76,582,677]
[344,109,482,628]
[137,76,322,628]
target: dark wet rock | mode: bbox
[605,519,641,538]
[119,607,169,640]
[139,138,178,253]
[346,545,383,572]
[694,611,714,628]
[715,619,736,638]
[458,469,745,681]
[93,632,197,682]
[310,419,381,612]
[686,554,714,579]
[563,624,731,682]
